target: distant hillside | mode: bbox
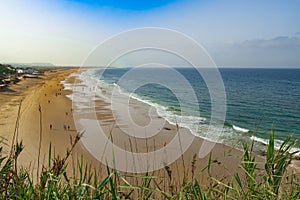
[8,62,55,68]
[0,64,14,74]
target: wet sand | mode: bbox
[70,71,264,186]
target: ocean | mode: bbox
[75,67,300,152]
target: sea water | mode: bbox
[71,67,300,152]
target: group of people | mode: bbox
[47,86,72,132]
[55,92,62,97]
[63,124,71,131]
[49,124,71,131]
[56,88,62,97]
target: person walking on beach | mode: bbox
[50,124,52,130]
[64,124,67,131]
[67,125,70,131]
[163,141,167,147]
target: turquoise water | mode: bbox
[89,67,300,148]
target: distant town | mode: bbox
[0,64,44,89]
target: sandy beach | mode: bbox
[3,68,298,189]
[0,68,102,181]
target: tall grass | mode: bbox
[0,129,299,199]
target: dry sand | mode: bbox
[0,68,101,181]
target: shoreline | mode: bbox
[68,70,262,181]
[1,68,299,185]
[67,69,300,176]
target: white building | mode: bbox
[17,69,24,74]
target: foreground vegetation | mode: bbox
[0,130,299,199]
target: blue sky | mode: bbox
[0,0,299,66]
[65,0,178,10]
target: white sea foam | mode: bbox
[128,92,208,136]
[90,71,211,140]
[250,135,268,145]
[232,125,249,133]
[106,81,207,134]
[250,135,286,148]
[250,135,300,156]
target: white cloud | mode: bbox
[207,36,300,67]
